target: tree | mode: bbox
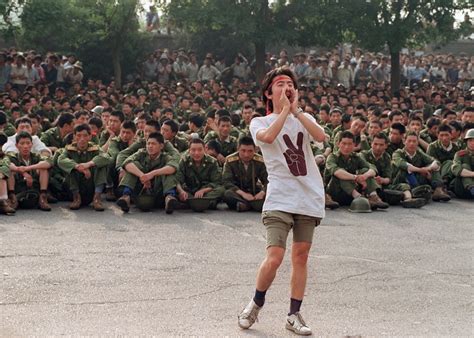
[3,0,149,86]
[337,0,473,94]
[165,0,296,85]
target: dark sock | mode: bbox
[253,289,266,307]
[289,298,302,315]
[40,189,47,194]
[122,187,132,196]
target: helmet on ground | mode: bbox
[382,189,404,205]
[17,190,39,209]
[135,193,156,211]
[348,196,372,213]
[188,197,212,212]
[412,185,432,202]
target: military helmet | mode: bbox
[188,197,212,212]
[17,190,39,209]
[412,185,432,202]
[381,189,404,205]
[464,128,474,140]
[249,199,264,211]
[348,197,372,213]
[135,193,155,211]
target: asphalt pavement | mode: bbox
[1,198,472,336]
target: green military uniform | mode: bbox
[1,123,16,136]
[392,148,443,189]
[169,135,189,153]
[450,149,474,199]
[386,141,404,156]
[48,148,71,201]
[99,130,112,147]
[115,138,180,170]
[222,152,268,210]
[176,153,225,205]
[7,152,52,200]
[57,142,110,205]
[420,129,436,144]
[40,127,67,149]
[332,131,370,152]
[119,149,178,207]
[107,136,134,189]
[427,140,460,182]
[203,131,238,157]
[325,151,379,205]
[0,154,11,179]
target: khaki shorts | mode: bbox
[262,210,321,249]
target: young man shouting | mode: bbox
[238,67,326,335]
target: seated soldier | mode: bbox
[0,111,16,136]
[386,123,405,156]
[325,131,388,209]
[161,119,188,153]
[116,132,179,213]
[392,131,451,202]
[450,128,474,199]
[105,120,137,201]
[203,115,238,165]
[40,112,75,153]
[332,115,369,152]
[57,124,110,211]
[115,120,180,178]
[187,113,205,139]
[427,123,460,184]
[361,132,424,207]
[0,133,15,215]
[205,139,222,162]
[7,131,52,211]
[222,136,268,212]
[176,138,224,210]
[99,110,125,150]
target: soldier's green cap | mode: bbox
[464,128,474,140]
[348,197,372,213]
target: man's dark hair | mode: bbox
[238,136,255,147]
[218,115,232,125]
[41,96,52,105]
[206,139,222,153]
[111,110,125,122]
[163,119,179,134]
[261,66,298,114]
[74,123,91,134]
[15,117,32,129]
[339,130,355,142]
[389,110,403,121]
[216,109,230,119]
[408,116,423,125]
[189,113,204,128]
[88,116,103,129]
[57,113,75,128]
[426,117,441,129]
[449,120,462,132]
[373,132,388,143]
[122,120,137,133]
[15,131,32,144]
[438,123,452,134]
[189,138,205,147]
[74,110,88,120]
[0,111,7,125]
[145,119,161,131]
[405,131,418,139]
[148,132,164,144]
[391,122,406,134]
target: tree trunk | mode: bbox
[390,49,401,95]
[112,50,122,89]
[254,41,266,88]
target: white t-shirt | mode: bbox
[250,113,325,219]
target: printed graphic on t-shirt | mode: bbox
[283,132,307,176]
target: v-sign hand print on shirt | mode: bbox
[283,132,307,176]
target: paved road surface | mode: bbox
[1,199,472,336]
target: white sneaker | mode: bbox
[238,299,261,329]
[286,312,312,335]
